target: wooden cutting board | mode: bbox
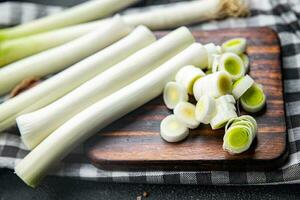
[87,27,288,171]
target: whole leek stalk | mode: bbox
[0,16,132,95]
[0,21,104,67]
[0,25,155,132]
[0,0,139,41]
[15,42,207,188]
[0,0,248,66]
[17,27,194,149]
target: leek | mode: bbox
[223,115,257,154]
[221,38,247,54]
[0,21,105,67]
[11,0,249,55]
[17,27,195,149]
[240,83,266,113]
[160,115,189,143]
[174,102,200,129]
[219,52,245,80]
[193,71,232,100]
[0,25,155,132]
[15,43,208,187]
[0,0,139,41]
[163,82,188,109]
[175,65,206,95]
[0,16,132,95]
[195,95,216,124]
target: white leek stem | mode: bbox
[122,0,248,29]
[15,43,207,187]
[0,0,139,40]
[0,0,248,65]
[0,16,132,95]
[17,27,195,149]
[0,25,154,132]
[0,21,106,67]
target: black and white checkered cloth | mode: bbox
[1,0,300,185]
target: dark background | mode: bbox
[0,0,300,199]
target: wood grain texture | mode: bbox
[87,27,288,171]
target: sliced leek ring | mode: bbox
[175,65,205,95]
[240,53,249,73]
[216,101,236,112]
[160,115,189,142]
[212,54,221,73]
[174,102,200,129]
[195,95,216,124]
[219,52,245,81]
[238,115,258,135]
[204,43,222,69]
[241,83,266,113]
[232,75,254,99]
[230,120,256,140]
[222,38,247,55]
[193,71,232,100]
[217,95,236,104]
[225,115,257,139]
[223,125,252,154]
[210,110,237,130]
[163,82,188,109]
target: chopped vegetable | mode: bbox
[14,42,208,187]
[174,102,200,129]
[211,54,221,73]
[219,52,245,80]
[175,65,205,94]
[223,115,257,154]
[193,71,232,100]
[239,53,249,72]
[210,110,237,130]
[163,82,188,109]
[160,115,189,142]
[240,83,266,113]
[0,16,132,95]
[216,94,236,104]
[195,95,216,124]
[17,27,195,149]
[222,38,247,54]
[232,75,254,99]
[204,43,222,69]
[0,0,139,41]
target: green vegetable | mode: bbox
[160,115,189,142]
[0,0,139,41]
[223,115,257,154]
[219,52,245,80]
[222,38,247,54]
[240,83,266,113]
[16,27,195,149]
[0,24,152,132]
[0,16,131,95]
[0,22,102,67]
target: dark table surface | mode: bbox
[0,0,300,199]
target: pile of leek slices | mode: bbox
[161,38,266,154]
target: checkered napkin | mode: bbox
[1,0,300,185]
